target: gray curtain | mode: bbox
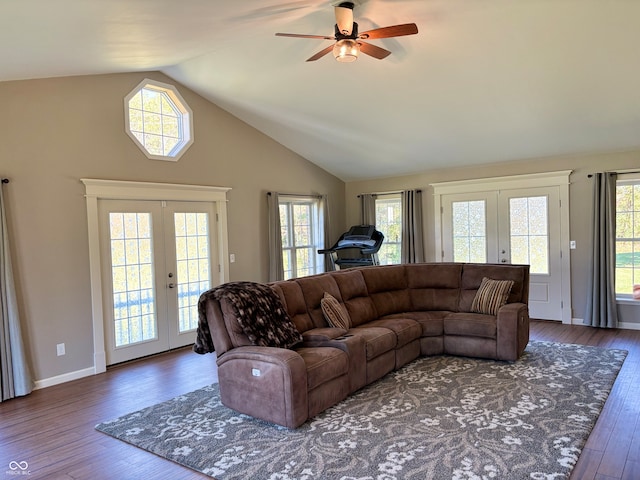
[267,192,284,282]
[585,172,619,328]
[360,194,376,225]
[320,195,332,273]
[401,189,426,264]
[1,182,33,401]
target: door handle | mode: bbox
[168,283,175,288]
[501,259,507,263]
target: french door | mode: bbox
[99,199,217,365]
[441,186,564,321]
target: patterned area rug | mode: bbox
[96,341,627,479]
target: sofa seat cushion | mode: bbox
[363,318,422,348]
[444,312,497,339]
[348,327,397,360]
[295,346,349,391]
[383,311,449,337]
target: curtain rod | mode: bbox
[267,191,323,199]
[357,189,421,197]
[1,178,9,184]
[588,169,640,178]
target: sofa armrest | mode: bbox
[216,346,308,428]
[302,327,348,344]
[496,302,530,361]
[301,332,367,393]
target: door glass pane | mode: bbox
[509,196,549,274]
[174,212,211,333]
[109,212,157,347]
[452,200,486,263]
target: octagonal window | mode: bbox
[125,79,193,161]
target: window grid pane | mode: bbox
[109,212,157,347]
[279,200,322,279]
[375,197,402,265]
[175,212,211,332]
[616,183,640,295]
[129,89,183,157]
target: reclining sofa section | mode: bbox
[197,263,530,428]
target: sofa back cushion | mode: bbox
[212,282,303,349]
[331,269,378,327]
[360,265,411,316]
[270,281,315,333]
[405,263,462,312]
[296,274,343,328]
[218,297,254,349]
[459,263,529,312]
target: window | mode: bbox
[279,197,325,279]
[616,174,640,296]
[124,79,193,161]
[375,195,402,265]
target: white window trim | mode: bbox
[124,78,194,162]
[81,179,231,375]
[279,195,325,279]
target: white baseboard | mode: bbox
[619,322,640,331]
[571,317,640,331]
[34,366,96,390]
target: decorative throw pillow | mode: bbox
[320,292,352,330]
[212,281,302,349]
[471,277,514,315]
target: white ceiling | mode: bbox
[2,0,640,181]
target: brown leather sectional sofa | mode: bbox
[197,263,530,428]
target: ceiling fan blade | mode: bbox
[358,41,392,60]
[359,23,418,40]
[275,32,335,40]
[306,44,335,62]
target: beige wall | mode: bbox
[345,151,640,325]
[0,72,346,383]
[2,70,638,386]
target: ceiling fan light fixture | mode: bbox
[333,39,359,62]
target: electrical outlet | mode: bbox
[56,343,65,356]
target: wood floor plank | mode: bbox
[0,321,638,479]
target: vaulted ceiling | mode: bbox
[2,0,639,181]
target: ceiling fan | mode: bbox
[275,1,418,63]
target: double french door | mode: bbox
[440,186,564,321]
[99,199,217,365]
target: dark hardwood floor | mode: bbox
[1,320,639,479]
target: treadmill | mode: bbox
[319,225,384,270]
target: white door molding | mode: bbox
[81,179,231,374]
[431,171,572,324]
